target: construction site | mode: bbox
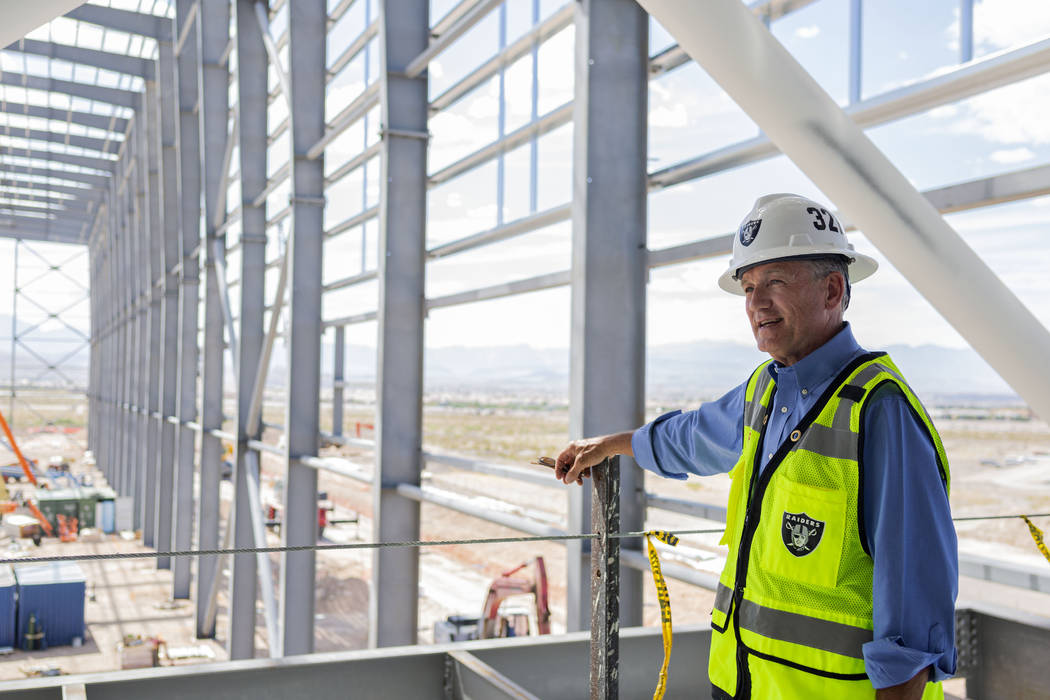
[0,0,1047,698]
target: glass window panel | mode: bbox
[324,228,365,284]
[268,94,289,133]
[535,122,571,211]
[506,0,535,45]
[365,156,380,208]
[536,24,573,116]
[364,217,379,270]
[648,62,758,171]
[430,0,459,27]
[267,130,290,178]
[503,52,533,134]
[328,0,367,69]
[974,0,1050,57]
[426,220,570,298]
[866,73,1050,192]
[429,10,500,98]
[266,179,291,223]
[502,142,531,223]
[427,160,498,247]
[650,17,675,56]
[365,105,381,146]
[861,0,957,99]
[425,285,571,349]
[326,49,367,122]
[324,165,366,229]
[539,0,568,23]
[226,219,242,248]
[271,3,289,42]
[770,0,848,105]
[323,279,378,321]
[429,75,500,173]
[324,118,366,177]
[226,178,241,217]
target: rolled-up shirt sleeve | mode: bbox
[631,380,746,480]
[861,388,958,689]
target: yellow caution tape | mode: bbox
[1022,516,1050,564]
[645,530,679,700]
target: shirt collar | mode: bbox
[766,322,862,389]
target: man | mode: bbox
[556,194,957,699]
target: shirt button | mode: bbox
[767,453,773,460]
[801,388,808,395]
[781,406,788,413]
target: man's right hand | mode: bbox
[554,431,635,486]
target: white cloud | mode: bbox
[989,147,1035,164]
[947,74,1050,145]
[928,105,959,119]
[974,0,1050,52]
[794,25,820,40]
[649,103,689,129]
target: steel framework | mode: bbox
[0,0,1042,679]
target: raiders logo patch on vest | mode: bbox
[739,218,761,246]
[782,511,825,557]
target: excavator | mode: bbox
[435,556,550,642]
[0,409,55,540]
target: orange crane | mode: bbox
[0,409,54,537]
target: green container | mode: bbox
[33,489,81,533]
[76,487,96,530]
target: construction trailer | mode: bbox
[0,0,1046,697]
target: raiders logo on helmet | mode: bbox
[739,219,761,246]
[781,511,825,557]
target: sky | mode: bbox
[1,0,1049,385]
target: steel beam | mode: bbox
[279,0,326,657]
[0,163,109,190]
[229,0,269,659]
[0,179,103,202]
[6,38,156,79]
[0,128,121,156]
[134,102,151,534]
[0,73,140,109]
[171,0,201,601]
[155,32,180,571]
[331,326,344,438]
[66,4,174,40]
[566,0,647,632]
[195,0,230,640]
[0,100,129,134]
[371,0,428,649]
[0,149,116,173]
[142,78,163,548]
[0,227,85,245]
[590,457,619,700]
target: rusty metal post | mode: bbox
[590,456,620,699]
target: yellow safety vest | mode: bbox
[709,352,950,699]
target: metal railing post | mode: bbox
[590,456,620,700]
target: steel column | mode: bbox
[566,0,648,632]
[134,107,151,533]
[332,326,344,437]
[370,0,429,649]
[280,0,326,657]
[195,0,230,639]
[229,0,270,659]
[143,78,164,546]
[156,33,181,570]
[173,0,202,600]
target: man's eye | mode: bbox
[743,286,754,294]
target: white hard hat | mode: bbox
[717,193,878,295]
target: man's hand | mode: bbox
[554,431,634,485]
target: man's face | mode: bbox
[740,260,839,366]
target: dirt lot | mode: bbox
[0,398,1044,693]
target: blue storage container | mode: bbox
[99,500,115,533]
[0,566,16,648]
[15,562,86,648]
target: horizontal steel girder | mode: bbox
[0,176,103,201]
[65,4,173,41]
[0,191,94,212]
[0,100,130,134]
[0,218,86,243]
[0,72,140,109]
[5,38,156,80]
[0,163,110,189]
[0,126,121,155]
[0,147,117,172]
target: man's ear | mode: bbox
[825,272,845,310]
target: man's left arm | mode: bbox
[861,387,958,697]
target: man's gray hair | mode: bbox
[808,256,851,311]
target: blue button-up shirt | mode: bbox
[631,323,958,689]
